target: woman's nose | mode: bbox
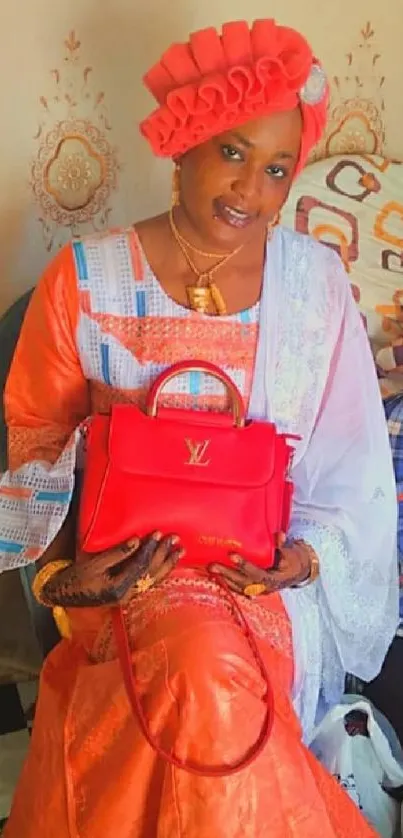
[231,166,263,203]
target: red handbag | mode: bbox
[77,361,298,775]
[78,360,296,569]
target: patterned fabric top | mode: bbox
[384,393,403,635]
[0,229,259,568]
[78,231,260,417]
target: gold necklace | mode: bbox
[169,210,243,315]
[169,210,233,259]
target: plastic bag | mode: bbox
[309,695,403,837]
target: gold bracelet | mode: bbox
[32,560,73,606]
[291,540,320,588]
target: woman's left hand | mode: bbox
[209,541,312,597]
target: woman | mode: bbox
[1,19,398,837]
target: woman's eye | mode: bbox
[266,165,287,179]
[221,144,243,161]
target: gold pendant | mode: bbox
[186,284,212,314]
[209,281,227,316]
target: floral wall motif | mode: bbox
[312,23,387,163]
[0,1,401,315]
[30,31,120,251]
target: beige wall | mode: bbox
[0,0,402,314]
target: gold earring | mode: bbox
[171,164,181,208]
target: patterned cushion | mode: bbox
[282,154,403,395]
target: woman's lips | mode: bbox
[213,199,257,229]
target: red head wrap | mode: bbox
[140,19,329,174]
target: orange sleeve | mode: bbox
[5,244,90,469]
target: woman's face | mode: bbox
[177,107,302,250]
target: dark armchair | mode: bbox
[0,291,59,657]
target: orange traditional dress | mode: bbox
[1,227,392,837]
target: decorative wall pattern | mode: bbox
[0,2,401,315]
[311,23,387,162]
[30,31,120,250]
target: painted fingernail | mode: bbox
[151,531,163,541]
[230,554,242,565]
[170,535,180,546]
[126,537,139,549]
[275,532,286,549]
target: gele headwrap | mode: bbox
[140,19,328,174]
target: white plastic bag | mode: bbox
[309,695,403,837]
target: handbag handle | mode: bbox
[146,360,246,428]
[112,573,274,776]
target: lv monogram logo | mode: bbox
[184,438,211,467]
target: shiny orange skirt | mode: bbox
[4,573,377,837]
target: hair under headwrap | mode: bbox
[140,19,329,174]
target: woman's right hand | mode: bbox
[40,533,183,608]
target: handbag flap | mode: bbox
[107,404,279,488]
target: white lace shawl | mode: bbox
[249,227,399,742]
